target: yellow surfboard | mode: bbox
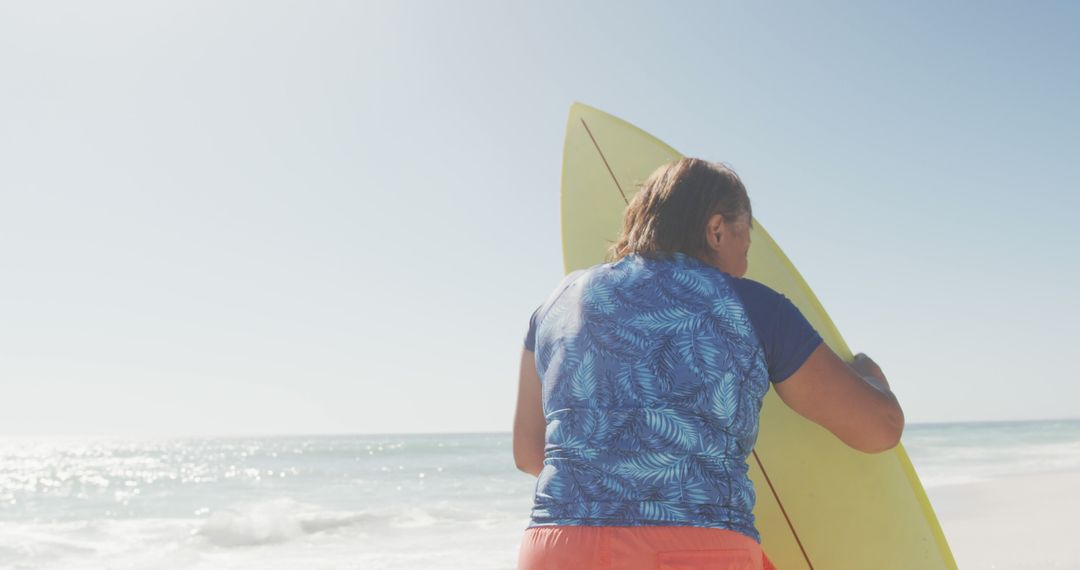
[560,103,956,569]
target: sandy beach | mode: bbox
[928,470,1080,569]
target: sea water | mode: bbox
[3,420,1079,569]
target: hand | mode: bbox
[851,353,890,390]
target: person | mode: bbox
[513,158,903,570]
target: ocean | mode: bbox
[3,420,1079,570]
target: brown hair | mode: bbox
[609,158,751,261]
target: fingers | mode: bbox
[850,353,888,387]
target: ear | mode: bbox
[704,213,727,252]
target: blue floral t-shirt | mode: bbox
[522,253,821,541]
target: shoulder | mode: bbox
[729,277,786,308]
[729,278,822,383]
[525,267,592,351]
[728,277,810,329]
[535,266,594,319]
[550,267,590,297]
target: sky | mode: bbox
[1,1,1077,436]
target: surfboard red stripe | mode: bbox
[580,118,629,205]
[753,449,815,569]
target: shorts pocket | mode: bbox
[656,548,758,570]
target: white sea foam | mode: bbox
[1,424,1077,568]
[903,420,1080,488]
[197,499,310,546]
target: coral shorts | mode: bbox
[518,526,776,570]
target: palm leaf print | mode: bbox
[568,350,598,402]
[528,254,769,537]
[675,329,724,382]
[610,323,649,352]
[642,408,701,450]
[671,267,717,298]
[535,464,575,502]
[615,451,687,484]
[588,319,646,358]
[547,415,589,450]
[656,276,709,310]
[693,504,733,523]
[570,409,613,448]
[702,312,751,353]
[582,279,617,315]
[681,478,717,504]
[667,374,707,406]
[687,453,736,484]
[639,500,690,522]
[581,500,609,520]
[607,408,645,451]
[710,294,749,321]
[650,335,682,395]
[623,277,685,311]
[629,306,702,335]
[578,464,634,501]
[731,482,756,512]
[708,372,740,423]
[641,481,681,502]
[535,333,565,378]
[613,365,642,407]
[616,360,659,403]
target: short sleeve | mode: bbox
[731,278,823,384]
[523,269,588,353]
[523,305,541,352]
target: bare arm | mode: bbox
[513,348,546,476]
[773,344,904,453]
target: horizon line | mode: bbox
[2,416,1078,440]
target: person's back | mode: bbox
[529,252,768,539]
[514,158,904,570]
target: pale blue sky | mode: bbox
[1,1,1077,435]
